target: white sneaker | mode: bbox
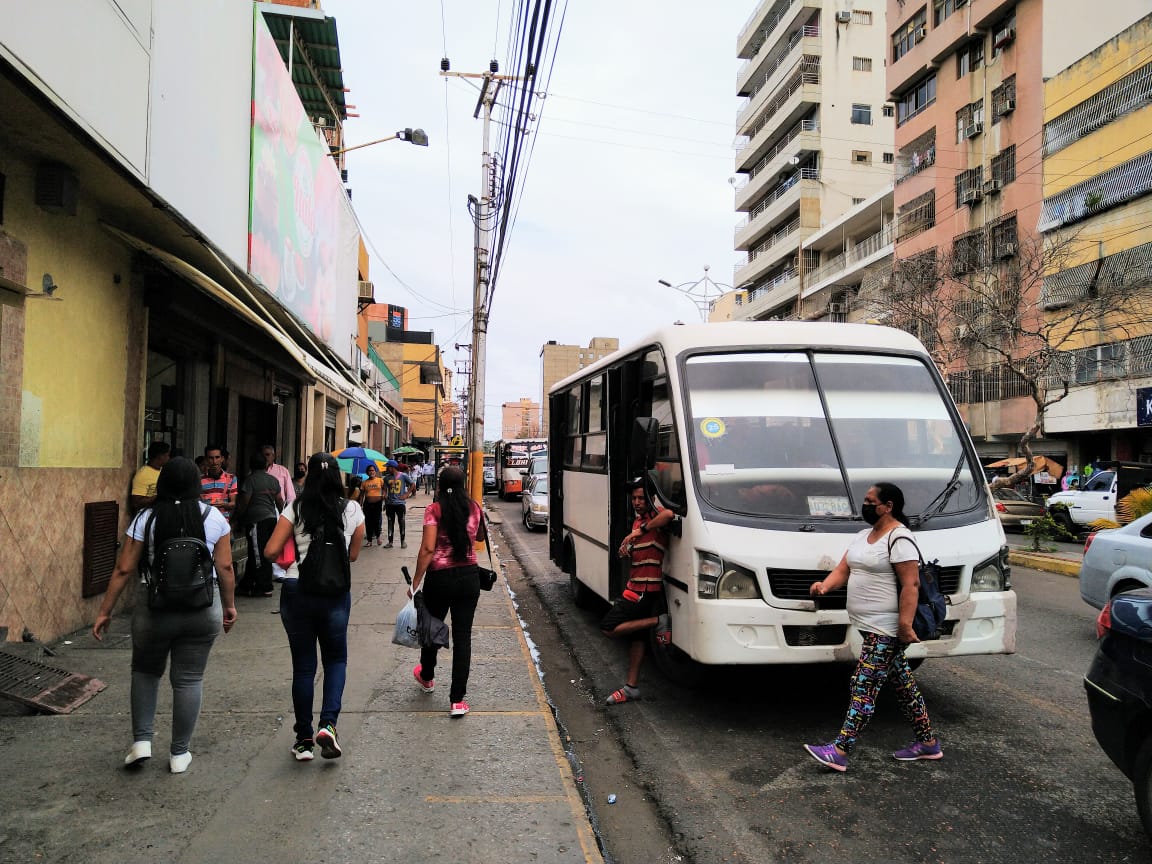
[169,751,193,774]
[124,741,152,766]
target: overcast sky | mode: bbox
[324,0,747,434]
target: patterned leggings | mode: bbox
[835,631,934,753]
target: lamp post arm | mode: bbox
[329,134,399,157]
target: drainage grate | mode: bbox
[0,649,107,714]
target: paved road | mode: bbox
[489,497,1147,864]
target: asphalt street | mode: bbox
[489,496,1149,864]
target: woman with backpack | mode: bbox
[93,457,237,774]
[408,465,487,717]
[263,452,365,762]
[803,482,942,772]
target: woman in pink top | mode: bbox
[409,465,486,717]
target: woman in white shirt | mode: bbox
[803,482,942,772]
[93,457,237,774]
[264,453,365,762]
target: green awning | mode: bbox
[261,7,347,123]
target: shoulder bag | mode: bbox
[887,532,949,641]
[477,508,499,591]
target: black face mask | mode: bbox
[861,503,880,525]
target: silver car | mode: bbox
[1079,511,1152,609]
[522,474,549,531]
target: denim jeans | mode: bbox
[419,565,481,703]
[279,579,351,740]
[385,503,407,543]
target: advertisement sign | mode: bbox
[388,304,407,330]
[1138,387,1152,427]
[248,12,359,360]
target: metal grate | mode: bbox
[0,649,106,714]
[767,564,963,600]
[82,501,119,598]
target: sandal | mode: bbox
[606,685,641,705]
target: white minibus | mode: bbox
[547,322,1016,680]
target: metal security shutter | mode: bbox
[325,404,338,427]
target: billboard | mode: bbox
[249,12,359,361]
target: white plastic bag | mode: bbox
[392,596,420,649]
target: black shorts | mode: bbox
[600,591,663,637]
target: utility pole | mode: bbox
[442,61,517,505]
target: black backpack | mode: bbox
[142,506,215,612]
[887,532,949,641]
[297,503,351,596]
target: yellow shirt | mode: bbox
[361,476,385,502]
[131,464,161,498]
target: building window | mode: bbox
[896,73,936,125]
[882,104,895,117]
[991,10,1017,57]
[853,56,873,72]
[990,145,1016,186]
[1044,62,1151,154]
[934,0,968,26]
[883,152,895,164]
[956,99,984,142]
[955,166,983,205]
[957,38,984,78]
[853,10,873,24]
[990,214,1018,259]
[892,8,927,62]
[852,104,873,125]
[897,191,936,240]
[952,228,985,275]
[853,150,873,165]
[990,75,1017,124]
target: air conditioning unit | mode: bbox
[836,11,852,23]
[960,188,983,205]
[1000,98,1016,115]
[983,178,1003,195]
[915,26,928,40]
[997,242,1018,259]
[953,324,971,341]
[358,280,376,302]
[994,26,1016,48]
[964,121,984,139]
[829,302,846,314]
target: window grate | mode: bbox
[1044,61,1152,156]
[1039,149,1152,232]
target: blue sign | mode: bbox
[1138,387,1152,427]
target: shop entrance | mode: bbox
[237,397,279,473]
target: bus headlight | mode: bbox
[972,546,1011,591]
[697,552,723,598]
[718,564,760,600]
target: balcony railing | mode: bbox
[748,214,801,264]
[739,0,797,53]
[737,25,821,112]
[736,168,818,229]
[803,223,894,286]
[734,118,819,192]
[736,60,821,158]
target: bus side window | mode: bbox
[649,378,686,510]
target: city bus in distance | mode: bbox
[547,322,1016,681]
[495,438,547,500]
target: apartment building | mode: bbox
[501,398,542,440]
[1039,12,1152,465]
[539,337,619,435]
[732,0,895,320]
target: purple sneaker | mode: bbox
[893,740,943,761]
[803,742,848,772]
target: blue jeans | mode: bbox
[279,580,351,740]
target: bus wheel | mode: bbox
[649,629,707,689]
[568,558,595,610]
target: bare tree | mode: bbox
[860,223,1152,489]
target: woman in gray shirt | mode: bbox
[237,451,284,596]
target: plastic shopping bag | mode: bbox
[391,596,420,649]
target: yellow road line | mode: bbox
[425,795,568,804]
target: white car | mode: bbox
[522,474,549,531]
[1079,511,1152,610]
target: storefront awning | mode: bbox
[102,224,397,428]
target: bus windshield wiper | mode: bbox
[918,453,967,525]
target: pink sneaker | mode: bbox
[449,700,470,717]
[413,664,434,693]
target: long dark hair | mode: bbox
[435,466,473,559]
[150,457,207,546]
[873,482,911,528]
[296,452,346,536]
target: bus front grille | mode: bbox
[766,565,965,605]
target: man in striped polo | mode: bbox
[200,443,237,522]
[601,478,675,705]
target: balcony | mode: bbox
[735,75,820,175]
[734,213,803,286]
[738,0,820,59]
[741,269,802,320]
[737,27,821,133]
[734,118,819,210]
[735,170,819,250]
[801,223,895,296]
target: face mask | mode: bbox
[861,504,880,525]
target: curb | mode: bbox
[1008,550,1081,577]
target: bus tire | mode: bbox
[649,629,708,689]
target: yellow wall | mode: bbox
[400,342,444,440]
[1044,14,1152,122]
[8,152,134,468]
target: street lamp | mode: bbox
[657,265,735,322]
[329,127,429,157]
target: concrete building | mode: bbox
[539,337,619,435]
[1039,11,1152,466]
[501,398,542,440]
[732,0,895,319]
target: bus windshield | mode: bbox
[683,351,981,522]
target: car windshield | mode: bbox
[683,351,982,522]
[1083,470,1114,492]
[534,477,549,494]
[995,488,1030,502]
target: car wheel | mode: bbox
[523,509,534,531]
[649,626,707,689]
[1133,735,1152,839]
[1051,508,1077,537]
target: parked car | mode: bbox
[520,452,548,496]
[522,474,549,531]
[1085,587,1152,838]
[1080,511,1152,610]
[483,465,497,492]
[993,487,1046,532]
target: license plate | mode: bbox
[1019,519,1033,526]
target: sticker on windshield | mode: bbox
[807,496,851,517]
[700,417,726,438]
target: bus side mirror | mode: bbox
[631,417,659,474]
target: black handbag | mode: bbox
[477,511,499,591]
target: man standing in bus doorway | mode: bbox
[601,478,675,705]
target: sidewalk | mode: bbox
[0,502,602,864]
[1007,539,1084,577]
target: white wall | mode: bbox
[0,0,152,176]
[149,0,254,265]
[1042,0,1150,79]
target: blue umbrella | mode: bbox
[330,446,389,476]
